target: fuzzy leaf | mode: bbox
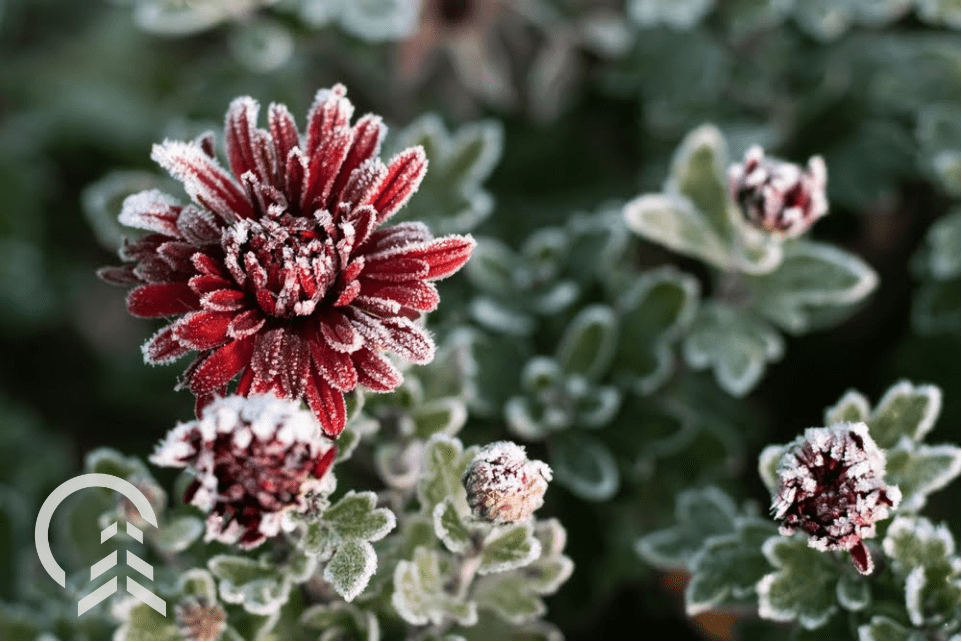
[868,381,942,448]
[464,238,520,295]
[208,555,289,616]
[628,0,715,29]
[433,498,472,554]
[116,600,179,641]
[479,521,541,575]
[623,193,731,269]
[836,571,871,611]
[686,517,778,615]
[824,390,871,425]
[615,266,700,394]
[857,615,925,641]
[417,435,476,515]
[391,547,478,627]
[300,602,379,640]
[324,539,377,602]
[683,303,784,396]
[756,535,840,629]
[667,124,733,241]
[885,438,961,511]
[636,486,739,568]
[413,398,469,439]
[757,444,783,495]
[556,305,619,381]
[152,515,203,553]
[323,491,396,542]
[472,573,548,625]
[750,240,879,334]
[550,432,619,501]
[883,515,956,575]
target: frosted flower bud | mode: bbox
[773,422,901,575]
[729,145,828,237]
[175,597,227,642]
[462,441,552,523]
[150,394,336,549]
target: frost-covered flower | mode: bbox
[462,441,552,523]
[772,422,901,575]
[100,84,475,437]
[728,145,828,237]
[175,597,226,642]
[150,394,337,549]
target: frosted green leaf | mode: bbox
[177,568,219,604]
[417,435,476,514]
[627,0,715,31]
[394,115,502,234]
[339,0,420,42]
[917,108,961,196]
[750,240,879,334]
[133,0,232,35]
[685,517,777,615]
[335,426,362,463]
[792,0,857,40]
[824,390,871,425]
[882,516,956,576]
[556,305,618,381]
[208,555,289,616]
[479,521,541,575]
[666,124,734,242]
[718,0,793,39]
[756,535,840,629]
[683,304,784,397]
[913,278,961,334]
[391,548,478,627]
[636,487,738,568]
[115,600,178,641]
[505,396,549,441]
[917,212,962,279]
[623,193,731,269]
[433,498,472,554]
[857,615,925,641]
[566,208,632,288]
[80,171,166,251]
[836,571,870,611]
[323,491,396,542]
[227,17,293,73]
[868,380,942,448]
[413,398,469,439]
[300,602,379,640]
[469,297,536,336]
[615,266,700,394]
[574,385,621,429]
[757,444,784,495]
[153,515,203,553]
[464,239,521,295]
[550,432,619,501]
[472,572,547,625]
[885,438,961,511]
[917,0,962,27]
[324,539,377,602]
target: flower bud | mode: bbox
[772,422,900,575]
[175,597,226,642]
[462,441,552,523]
[729,145,828,237]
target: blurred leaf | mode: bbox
[153,515,203,553]
[391,548,477,627]
[867,380,942,448]
[623,193,731,269]
[556,305,618,381]
[636,486,738,568]
[756,535,840,629]
[417,435,476,515]
[433,498,472,555]
[550,432,619,501]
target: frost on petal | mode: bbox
[225,96,273,185]
[367,147,428,224]
[127,283,200,318]
[352,347,403,392]
[143,325,192,365]
[305,369,348,437]
[462,441,552,523]
[172,310,233,351]
[152,140,254,222]
[186,336,257,395]
[118,189,183,236]
[305,84,354,159]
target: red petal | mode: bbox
[333,280,361,308]
[303,127,352,213]
[269,103,300,189]
[850,540,874,575]
[201,289,247,311]
[172,311,233,350]
[151,140,254,222]
[352,347,403,392]
[304,84,353,160]
[227,309,266,339]
[118,190,182,236]
[358,279,439,312]
[329,114,385,207]
[312,446,337,478]
[319,312,362,353]
[235,366,255,396]
[192,252,230,279]
[411,234,476,280]
[225,97,273,185]
[98,265,142,286]
[305,369,347,437]
[186,335,256,394]
[127,283,200,318]
[143,325,191,364]
[367,147,427,224]
[176,205,221,245]
[362,256,430,282]
[189,274,233,297]
[309,335,359,391]
[361,222,432,254]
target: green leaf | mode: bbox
[614,266,700,394]
[323,491,396,542]
[683,303,784,396]
[550,432,619,501]
[823,390,871,425]
[623,193,731,269]
[433,498,472,554]
[417,435,476,515]
[667,124,733,241]
[857,615,925,641]
[750,240,879,334]
[391,548,478,627]
[152,515,203,553]
[472,572,547,625]
[114,600,179,641]
[208,555,290,616]
[324,539,377,602]
[556,305,619,381]
[479,521,541,575]
[465,238,521,296]
[756,535,840,629]
[627,0,715,29]
[885,438,961,511]
[882,515,956,576]
[636,486,739,568]
[685,517,778,615]
[868,380,942,448]
[300,602,378,640]
[757,444,783,495]
[913,278,961,334]
[413,398,469,439]
[916,0,962,28]
[836,571,870,611]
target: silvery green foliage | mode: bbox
[911,211,961,334]
[624,125,878,396]
[791,0,914,41]
[294,0,421,41]
[130,0,282,36]
[390,114,503,235]
[80,171,171,252]
[628,0,716,30]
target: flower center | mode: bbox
[223,214,337,318]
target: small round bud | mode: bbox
[175,597,227,642]
[462,441,552,523]
[773,422,901,575]
[729,145,828,237]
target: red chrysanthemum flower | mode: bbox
[100,85,475,436]
[150,394,337,549]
